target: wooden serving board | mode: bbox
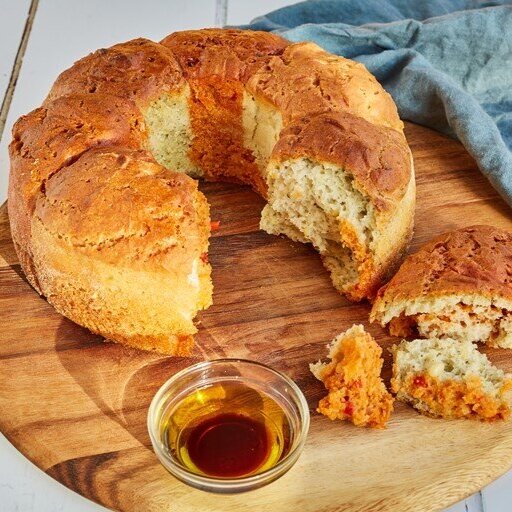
[1,122,512,512]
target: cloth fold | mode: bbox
[241,0,512,206]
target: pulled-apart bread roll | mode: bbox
[371,225,512,348]
[391,338,512,421]
[310,325,393,428]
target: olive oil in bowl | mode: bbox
[148,359,309,493]
[162,381,291,478]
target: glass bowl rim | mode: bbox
[147,358,310,490]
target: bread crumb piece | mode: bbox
[391,337,512,421]
[310,325,393,428]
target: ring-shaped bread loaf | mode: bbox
[8,29,414,354]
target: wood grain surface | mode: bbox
[1,122,512,512]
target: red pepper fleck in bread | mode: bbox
[391,338,512,421]
[310,325,394,428]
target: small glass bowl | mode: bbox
[147,358,310,493]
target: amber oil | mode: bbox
[159,380,292,478]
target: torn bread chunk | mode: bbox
[261,112,414,302]
[391,338,512,421]
[310,325,393,428]
[371,225,512,348]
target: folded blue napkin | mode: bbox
[241,0,512,207]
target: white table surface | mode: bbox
[0,1,509,511]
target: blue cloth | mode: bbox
[241,1,512,206]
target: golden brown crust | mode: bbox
[8,94,146,289]
[272,112,412,212]
[105,332,194,356]
[35,147,206,268]
[247,42,403,132]
[392,372,512,421]
[10,93,144,202]
[374,225,512,307]
[161,28,289,83]
[313,327,394,428]
[46,38,184,106]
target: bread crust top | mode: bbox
[8,93,147,275]
[34,147,208,270]
[161,28,289,83]
[272,111,412,212]
[246,41,403,132]
[46,38,185,105]
[374,225,512,304]
[160,29,410,210]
